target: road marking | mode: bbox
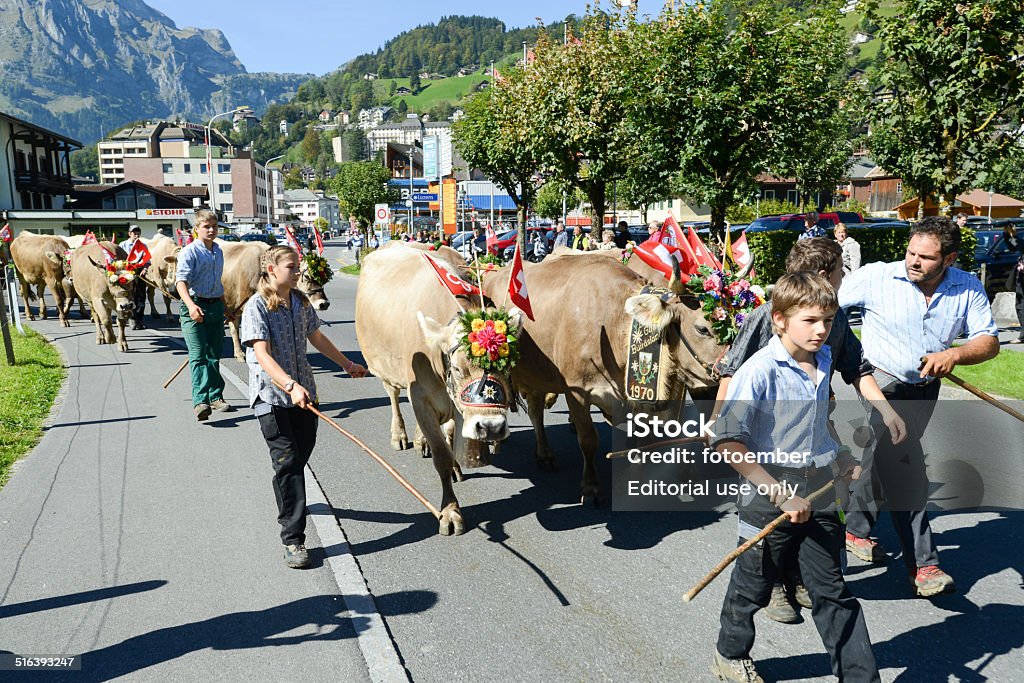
[149,326,408,682]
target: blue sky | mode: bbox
[145,0,664,75]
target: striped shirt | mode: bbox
[175,240,224,298]
[713,336,837,469]
[838,260,997,384]
[240,292,322,410]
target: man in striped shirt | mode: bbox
[838,216,999,597]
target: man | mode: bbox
[552,220,569,250]
[119,225,149,329]
[614,220,631,249]
[570,225,590,251]
[839,216,999,597]
[175,209,233,421]
[798,211,826,240]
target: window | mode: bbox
[218,184,232,193]
[116,189,135,210]
[183,163,191,173]
[200,163,207,174]
[763,190,776,200]
[162,163,172,173]
[137,191,156,209]
[896,182,902,195]
[217,163,230,173]
[787,190,798,205]
[221,203,233,212]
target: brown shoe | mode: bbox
[712,650,764,683]
[194,403,211,421]
[912,566,956,597]
[209,399,234,412]
[764,584,801,624]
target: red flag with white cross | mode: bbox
[0,223,11,242]
[507,243,535,321]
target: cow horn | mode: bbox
[87,255,106,270]
[735,253,754,279]
[668,259,686,294]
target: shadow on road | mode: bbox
[45,415,156,430]
[0,580,166,619]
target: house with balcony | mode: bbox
[0,111,81,214]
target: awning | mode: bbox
[465,194,517,211]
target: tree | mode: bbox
[866,0,1024,217]
[301,126,321,164]
[627,1,851,236]
[70,146,99,180]
[397,99,409,115]
[284,167,305,190]
[410,72,421,93]
[329,161,397,228]
[534,180,585,219]
[342,128,368,162]
[453,67,543,238]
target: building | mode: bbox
[895,190,1024,220]
[283,188,341,231]
[357,106,394,130]
[98,120,231,185]
[334,111,350,126]
[232,107,259,131]
[366,115,455,178]
[268,168,286,223]
[279,120,290,136]
[0,110,80,214]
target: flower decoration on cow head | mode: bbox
[457,309,519,374]
[105,259,140,286]
[620,241,636,265]
[302,252,334,286]
[685,265,765,345]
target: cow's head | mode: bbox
[158,249,183,298]
[418,307,525,442]
[88,255,137,316]
[298,253,332,311]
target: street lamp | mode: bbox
[264,154,285,227]
[409,143,415,232]
[205,107,247,216]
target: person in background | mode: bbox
[570,225,590,251]
[1002,223,1024,344]
[119,224,149,328]
[798,211,826,240]
[552,220,569,250]
[834,222,862,273]
[598,229,617,250]
[614,220,631,249]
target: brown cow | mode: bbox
[70,242,136,350]
[10,232,72,326]
[356,244,524,535]
[482,252,727,504]
[143,235,182,318]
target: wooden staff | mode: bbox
[272,380,441,519]
[920,356,1024,424]
[683,479,835,603]
[163,301,245,389]
[606,434,708,459]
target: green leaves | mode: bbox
[328,162,397,228]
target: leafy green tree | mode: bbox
[866,0,1024,217]
[988,144,1024,201]
[329,161,397,228]
[301,125,320,164]
[410,72,421,93]
[388,80,397,96]
[534,180,585,219]
[284,167,305,190]
[342,128,368,162]
[397,99,409,115]
[70,146,99,180]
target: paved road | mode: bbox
[1,242,1022,682]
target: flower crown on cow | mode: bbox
[105,259,140,286]
[302,252,334,285]
[457,309,519,374]
[685,265,766,345]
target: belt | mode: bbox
[875,367,936,388]
[763,462,832,480]
[193,296,221,304]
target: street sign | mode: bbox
[374,203,390,224]
[405,199,414,208]
[412,193,438,202]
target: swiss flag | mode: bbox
[632,241,691,283]
[643,215,699,276]
[686,225,722,270]
[82,230,97,246]
[0,223,11,242]
[128,239,152,267]
[284,225,303,256]
[731,231,753,272]
[99,242,117,264]
[422,253,480,300]
[507,243,535,321]
[313,226,325,256]
[485,225,498,255]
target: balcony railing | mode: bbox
[14,169,74,196]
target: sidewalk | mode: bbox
[0,316,382,682]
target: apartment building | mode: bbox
[283,189,341,231]
[98,120,231,185]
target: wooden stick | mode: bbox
[944,372,1024,424]
[163,358,189,389]
[273,380,441,519]
[606,434,708,459]
[682,479,836,603]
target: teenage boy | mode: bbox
[714,238,906,623]
[711,272,879,683]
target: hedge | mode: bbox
[742,226,977,288]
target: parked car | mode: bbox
[842,220,910,230]
[241,232,277,245]
[973,228,1020,298]
[745,211,859,233]
[218,233,241,242]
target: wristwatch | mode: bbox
[284,380,295,392]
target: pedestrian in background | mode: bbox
[798,211,826,240]
[834,222,861,273]
[241,245,367,569]
[175,209,232,421]
[1000,223,1024,343]
[119,224,150,328]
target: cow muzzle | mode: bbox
[463,414,509,442]
[457,374,511,441]
[118,301,135,314]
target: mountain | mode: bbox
[0,0,310,143]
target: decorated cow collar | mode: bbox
[457,309,519,374]
[685,265,765,345]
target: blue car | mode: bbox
[974,226,1022,297]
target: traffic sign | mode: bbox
[374,203,390,224]
[412,193,438,202]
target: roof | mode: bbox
[283,189,321,202]
[957,189,1024,208]
[155,185,209,199]
[847,156,876,180]
[0,110,82,148]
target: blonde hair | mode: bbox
[194,209,218,226]
[771,272,837,329]
[257,245,310,311]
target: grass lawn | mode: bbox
[0,328,65,487]
[375,71,490,111]
[947,350,1024,400]
[340,263,361,276]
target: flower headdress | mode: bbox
[105,259,140,286]
[457,309,519,374]
[302,252,334,285]
[685,265,765,345]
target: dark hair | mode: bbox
[617,220,628,230]
[772,272,838,324]
[785,237,842,275]
[911,216,960,256]
[804,211,819,226]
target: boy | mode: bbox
[711,272,879,683]
[714,239,905,623]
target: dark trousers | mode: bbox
[132,269,149,317]
[258,406,318,546]
[1015,280,1024,339]
[847,373,939,570]
[717,479,879,683]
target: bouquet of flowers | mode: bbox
[685,265,765,345]
[105,259,140,286]
[302,252,334,285]
[620,241,635,265]
[457,309,519,374]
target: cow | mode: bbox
[9,232,72,326]
[70,242,136,351]
[142,235,182,318]
[481,251,728,504]
[356,244,524,535]
[159,240,332,361]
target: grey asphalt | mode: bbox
[2,242,1023,682]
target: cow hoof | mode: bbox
[61,318,70,328]
[452,463,465,483]
[535,450,558,471]
[27,314,37,321]
[438,507,465,536]
[119,342,129,352]
[151,312,161,319]
[580,493,602,508]
[391,434,410,450]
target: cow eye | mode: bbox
[695,323,713,338]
